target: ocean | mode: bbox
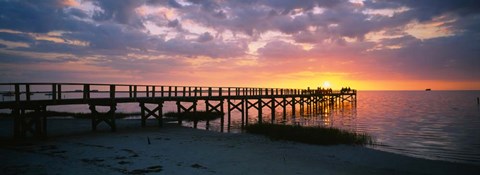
[231,90,480,165]
[339,91,480,165]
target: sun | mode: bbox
[322,81,331,88]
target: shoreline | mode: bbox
[1,121,479,174]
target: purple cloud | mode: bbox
[0,0,478,87]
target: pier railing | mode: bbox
[0,83,355,105]
[0,83,357,138]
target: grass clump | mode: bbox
[245,123,373,145]
[163,111,224,122]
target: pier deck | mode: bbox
[0,83,356,138]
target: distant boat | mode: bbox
[425,88,432,91]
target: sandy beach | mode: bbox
[0,120,479,175]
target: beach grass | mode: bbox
[245,123,373,145]
[163,111,224,121]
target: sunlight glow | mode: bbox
[322,81,331,88]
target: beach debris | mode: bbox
[121,148,139,158]
[117,161,131,165]
[191,163,207,169]
[129,165,163,174]
[81,158,105,163]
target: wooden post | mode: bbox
[83,84,90,100]
[283,97,287,120]
[146,86,150,97]
[129,85,132,98]
[140,102,145,127]
[271,98,275,123]
[57,84,62,100]
[244,99,249,126]
[52,83,57,101]
[183,87,186,97]
[134,85,137,98]
[220,100,224,131]
[168,86,172,97]
[258,98,262,124]
[12,107,20,138]
[177,101,181,124]
[227,99,231,132]
[161,86,164,97]
[242,98,245,128]
[110,85,115,99]
[26,84,30,101]
[152,86,155,98]
[292,97,296,117]
[174,86,177,97]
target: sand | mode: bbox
[1,120,479,175]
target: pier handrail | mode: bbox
[0,83,356,108]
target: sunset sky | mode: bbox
[0,0,479,90]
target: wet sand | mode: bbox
[0,120,479,175]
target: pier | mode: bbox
[0,83,356,138]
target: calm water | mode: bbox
[343,91,480,165]
[243,90,480,165]
[1,90,480,164]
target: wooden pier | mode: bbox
[0,83,356,138]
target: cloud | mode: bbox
[160,37,247,58]
[91,0,146,29]
[258,40,307,60]
[0,0,87,33]
[352,32,480,82]
[0,0,478,88]
[197,32,214,42]
[147,0,183,8]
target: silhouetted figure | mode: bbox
[477,97,479,105]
